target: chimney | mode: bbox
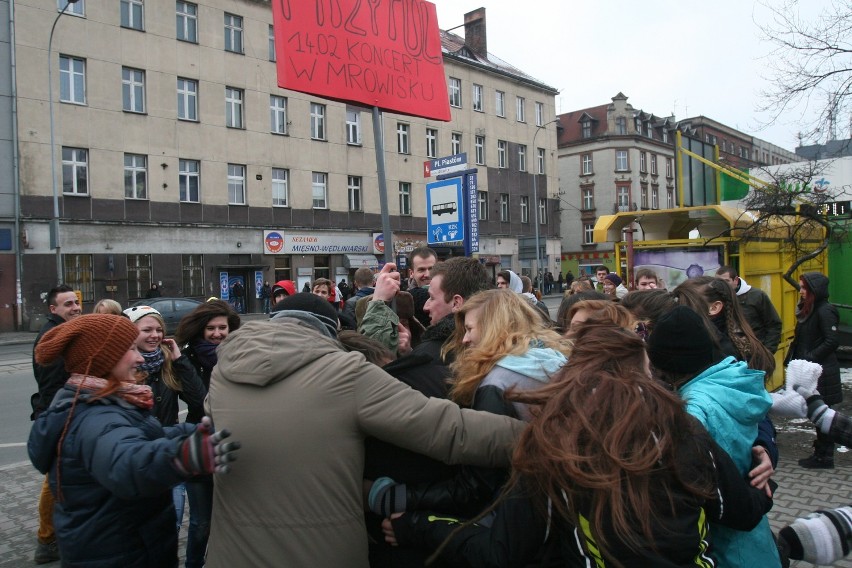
[464,8,487,57]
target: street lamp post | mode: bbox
[48,0,80,284]
[532,119,559,291]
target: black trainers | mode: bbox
[34,540,60,564]
[798,454,835,469]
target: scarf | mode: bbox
[192,340,219,371]
[139,347,165,375]
[66,374,154,410]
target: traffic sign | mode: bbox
[423,153,467,177]
[426,178,465,245]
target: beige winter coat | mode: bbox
[204,318,524,568]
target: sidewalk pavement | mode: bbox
[1,448,850,566]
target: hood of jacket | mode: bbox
[213,318,345,388]
[505,270,523,293]
[802,272,830,302]
[495,347,567,384]
[736,277,752,296]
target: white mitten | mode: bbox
[785,359,822,398]
[769,390,807,418]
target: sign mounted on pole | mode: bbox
[272,0,451,122]
[426,178,465,245]
[423,153,467,178]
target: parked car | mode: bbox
[130,297,203,335]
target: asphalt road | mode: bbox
[0,343,38,467]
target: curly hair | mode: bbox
[174,300,241,347]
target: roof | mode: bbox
[440,30,558,94]
[557,104,609,144]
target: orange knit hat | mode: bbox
[35,314,140,378]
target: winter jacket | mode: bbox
[145,355,206,426]
[30,314,69,419]
[203,318,526,568]
[788,272,842,405]
[392,419,774,567]
[28,384,193,567]
[181,343,215,424]
[343,286,374,325]
[678,356,780,568]
[735,278,782,352]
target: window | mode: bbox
[583,223,594,245]
[124,154,147,199]
[495,90,505,117]
[499,194,509,222]
[667,189,674,208]
[399,182,411,216]
[651,186,659,209]
[639,152,647,173]
[635,117,642,133]
[617,186,630,209]
[475,135,485,165]
[312,172,327,209]
[615,150,629,171]
[477,191,488,220]
[58,0,84,16]
[650,154,658,175]
[176,1,197,42]
[179,159,199,202]
[346,109,361,144]
[646,122,653,138]
[127,254,151,298]
[448,77,461,107]
[177,78,197,121]
[472,84,483,112]
[451,132,461,155]
[122,67,145,113]
[581,119,591,138]
[59,55,86,104]
[397,123,410,154]
[425,128,437,158]
[270,95,287,134]
[121,0,143,30]
[666,158,673,178]
[268,25,276,61]
[538,198,547,225]
[581,154,592,175]
[310,103,326,140]
[347,176,362,211]
[497,140,507,168]
[516,96,525,122]
[520,196,529,223]
[662,129,669,143]
[615,117,627,135]
[537,148,545,174]
[227,164,245,204]
[182,254,204,296]
[225,87,243,128]
[535,102,544,126]
[224,13,243,53]
[274,256,291,282]
[518,144,526,172]
[62,147,88,195]
[272,168,289,207]
[640,185,648,209]
[582,187,594,210]
[63,254,93,302]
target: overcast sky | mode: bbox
[433,0,835,151]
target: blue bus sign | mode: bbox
[426,178,465,245]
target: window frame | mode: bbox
[124,153,147,200]
[126,254,152,299]
[535,102,544,126]
[182,254,204,297]
[62,147,88,195]
[347,175,362,212]
[63,254,94,302]
[495,90,505,117]
[58,0,85,16]
[178,158,200,202]
[582,187,594,211]
[122,67,145,113]
[176,1,197,43]
[497,140,507,168]
[425,127,437,159]
[272,167,289,207]
[583,223,595,245]
[224,12,244,54]
[346,109,361,145]
[268,24,276,61]
[518,144,527,172]
[451,132,461,155]
[499,193,510,222]
[472,83,483,112]
[615,116,627,135]
[225,86,244,128]
[312,171,328,209]
[538,198,547,225]
[639,151,647,173]
[120,0,144,30]
[474,135,485,165]
[270,95,287,135]
[581,154,593,175]
[399,181,411,216]
[59,54,86,104]
[650,154,658,175]
[520,196,529,223]
[615,150,629,172]
[310,103,326,140]
[227,163,246,205]
[397,122,410,154]
[581,120,591,139]
[477,191,488,221]
[537,148,545,175]
[516,96,525,122]
[177,77,198,121]
[448,77,461,108]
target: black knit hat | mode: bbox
[270,292,339,337]
[647,306,715,375]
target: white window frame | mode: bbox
[224,13,243,53]
[516,96,525,122]
[538,198,547,225]
[617,186,630,208]
[582,187,594,210]
[472,84,483,112]
[650,154,658,175]
[535,102,544,126]
[666,158,673,178]
[667,189,674,208]
[651,186,659,209]
[615,150,629,171]
[348,175,362,211]
[268,24,276,61]
[616,117,627,135]
[475,136,485,165]
[272,167,289,207]
[176,1,197,42]
[425,128,437,158]
[124,153,147,199]
[451,132,461,155]
[518,144,526,172]
[581,120,591,138]
[641,185,648,209]
[662,129,669,143]
[397,123,410,154]
[399,182,411,216]
[448,77,461,107]
[227,163,246,204]
[497,140,507,168]
[520,196,529,223]
[583,223,595,245]
[177,77,197,121]
[537,148,545,174]
[225,87,243,128]
[122,67,145,113]
[312,171,328,209]
[310,103,326,140]
[581,154,592,175]
[639,151,647,173]
[499,193,509,222]
[270,95,287,134]
[477,191,488,220]
[58,0,85,16]
[121,0,144,30]
[59,55,86,104]
[179,158,199,202]
[346,109,361,145]
[495,90,505,117]
[62,147,88,195]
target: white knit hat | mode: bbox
[123,305,161,324]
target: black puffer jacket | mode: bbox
[789,272,841,405]
[31,314,69,420]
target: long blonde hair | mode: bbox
[446,289,571,406]
[134,312,182,392]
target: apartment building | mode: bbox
[678,115,798,169]
[0,2,558,329]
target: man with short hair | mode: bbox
[31,284,82,564]
[716,266,782,353]
[343,267,376,327]
[635,268,660,290]
[407,247,437,328]
[595,265,610,292]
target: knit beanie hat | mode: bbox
[604,273,623,287]
[270,292,339,337]
[35,314,141,378]
[647,306,715,375]
[123,305,161,324]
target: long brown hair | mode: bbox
[798,277,816,319]
[508,321,714,562]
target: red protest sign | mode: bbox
[272,0,451,122]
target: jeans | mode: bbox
[173,483,186,530]
[185,475,214,568]
[262,297,270,314]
